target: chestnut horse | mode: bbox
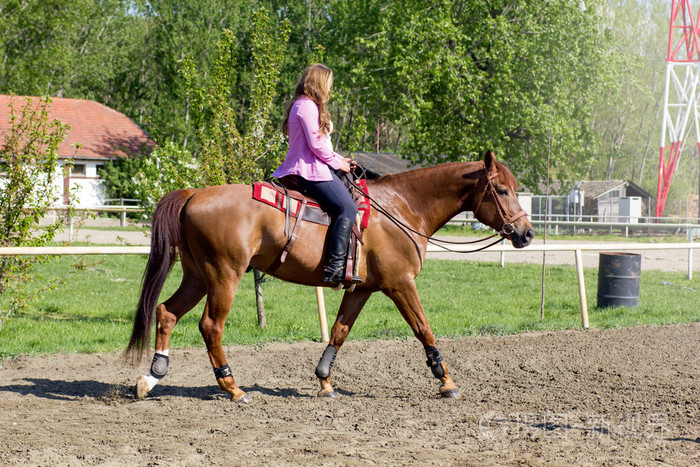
[126,151,533,401]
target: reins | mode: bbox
[347,163,527,254]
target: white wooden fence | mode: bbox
[447,214,700,238]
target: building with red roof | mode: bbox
[0,95,154,207]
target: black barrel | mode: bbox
[597,252,641,308]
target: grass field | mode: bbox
[1,254,699,360]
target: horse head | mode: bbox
[471,151,534,248]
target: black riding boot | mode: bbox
[323,216,362,285]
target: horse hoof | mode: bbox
[440,387,460,399]
[318,389,339,398]
[233,393,251,404]
[135,376,150,399]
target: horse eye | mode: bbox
[497,188,509,196]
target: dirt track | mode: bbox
[1,323,698,465]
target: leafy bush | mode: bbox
[99,156,144,202]
[134,141,200,214]
[0,96,77,334]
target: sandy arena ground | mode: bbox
[1,324,699,465]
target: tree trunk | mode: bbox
[253,269,267,328]
[638,99,661,186]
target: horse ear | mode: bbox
[484,150,497,171]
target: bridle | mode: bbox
[472,167,528,237]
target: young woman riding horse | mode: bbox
[126,142,534,401]
[274,64,360,285]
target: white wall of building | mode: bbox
[69,161,107,207]
[50,160,107,207]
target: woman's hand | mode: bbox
[338,157,356,173]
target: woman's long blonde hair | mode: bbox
[283,64,333,137]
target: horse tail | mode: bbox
[125,189,195,362]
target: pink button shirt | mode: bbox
[272,96,343,181]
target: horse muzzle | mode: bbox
[498,210,533,249]
[506,225,534,248]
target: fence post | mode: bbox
[688,228,693,280]
[575,249,589,328]
[315,287,329,343]
[499,238,505,267]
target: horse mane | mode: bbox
[368,161,470,186]
[365,162,480,224]
[368,159,518,190]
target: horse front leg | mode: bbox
[199,280,250,403]
[385,280,459,399]
[315,289,373,397]
[135,275,205,399]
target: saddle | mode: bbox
[252,174,370,289]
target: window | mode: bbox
[72,164,86,176]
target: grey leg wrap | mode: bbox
[425,346,445,379]
[315,345,338,379]
[214,364,232,380]
[150,353,169,379]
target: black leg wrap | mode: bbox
[213,364,232,380]
[425,346,445,379]
[315,345,338,379]
[149,353,169,379]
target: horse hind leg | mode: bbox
[135,274,206,399]
[198,275,250,403]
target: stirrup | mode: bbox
[323,268,361,286]
[345,274,362,285]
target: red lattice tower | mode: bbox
[658,0,700,216]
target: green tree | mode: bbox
[0,97,76,333]
[589,1,668,192]
[180,8,290,185]
[125,0,261,145]
[3,0,666,199]
[0,0,144,101]
[319,0,615,190]
[0,0,262,148]
[131,6,292,209]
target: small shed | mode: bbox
[351,152,414,178]
[0,95,154,207]
[573,180,654,221]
